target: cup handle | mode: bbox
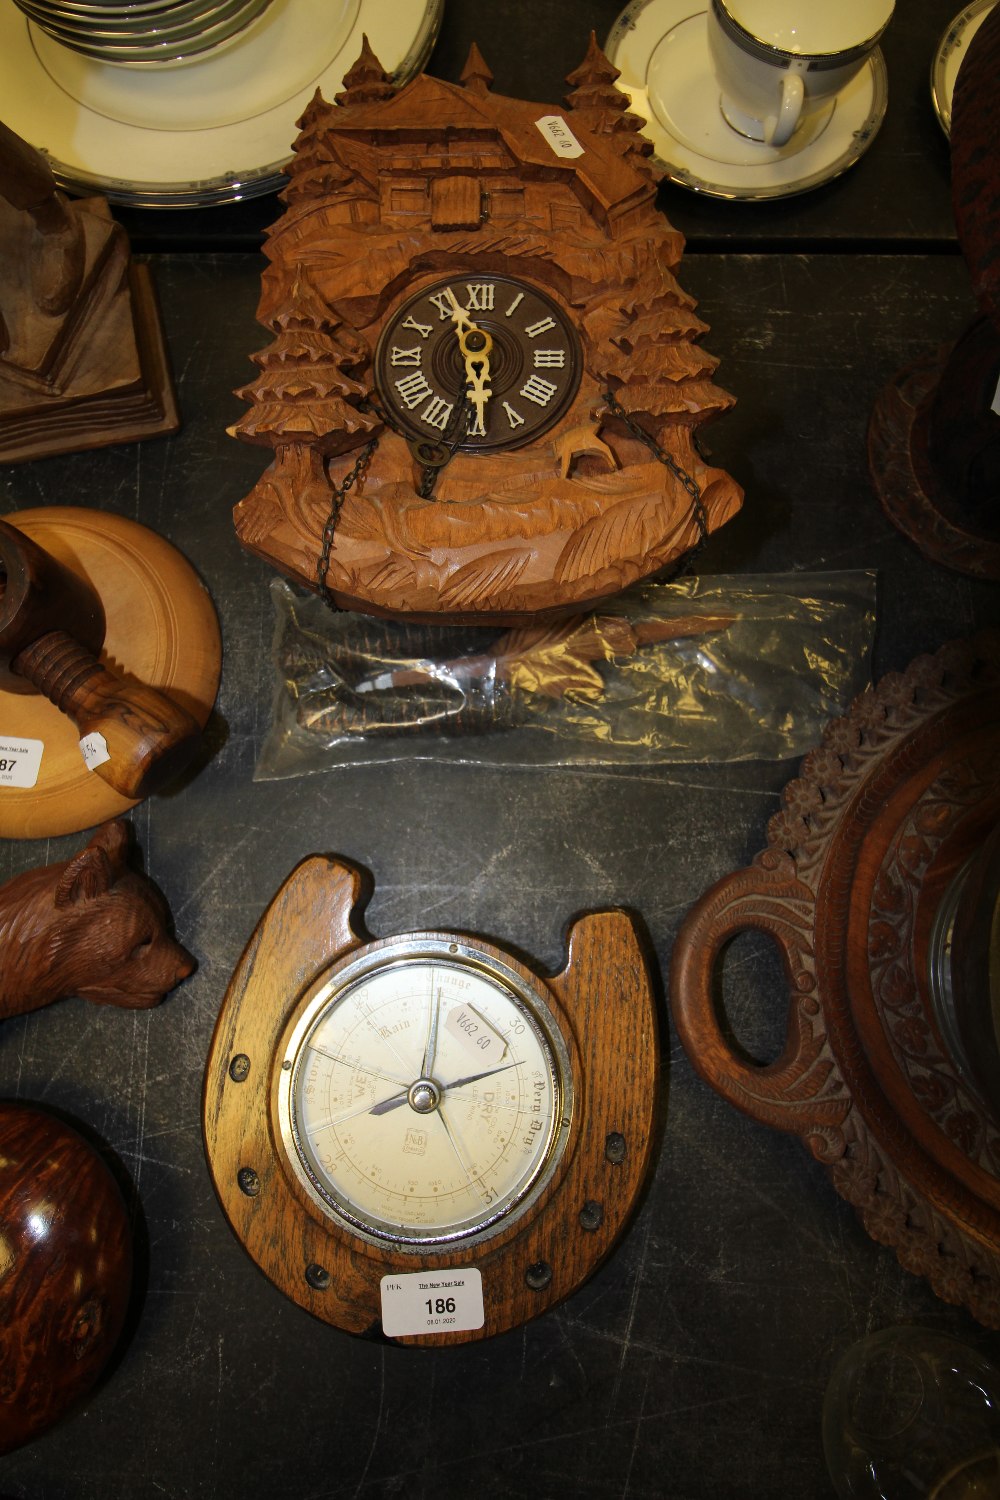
[766,70,804,148]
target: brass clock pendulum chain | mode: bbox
[303,390,717,741]
[600,386,711,580]
[316,393,473,609]
[317,391,710,608]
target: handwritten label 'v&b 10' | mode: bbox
[534,115,584,158]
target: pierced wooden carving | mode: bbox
[0,819,194,1022]
[0,120,179,463]
[868,339,1000,580]
[671,633,1000,1327]
[231,35,742,622]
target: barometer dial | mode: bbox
[278,941,572,1248]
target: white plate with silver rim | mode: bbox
[19,0,265,44]
[0,0,443,207]
[931,0,997,135]
[24,0,221,14]
[16,0,262,34]
[24,0,272,63]
[606,0,889,201]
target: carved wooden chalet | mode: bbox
[231,36,743,621]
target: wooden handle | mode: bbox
[670,850,849,1157]
[0,516,105,685]
[12,630,201,799]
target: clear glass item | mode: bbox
[823,1327,1000,1499]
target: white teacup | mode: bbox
[707,0,894,148]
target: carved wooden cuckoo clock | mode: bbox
[231,35,742,622]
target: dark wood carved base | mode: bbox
[0,123,179,462]
[868,343,1000,580]
[0,257,179,464]
[671,632,1000,1327]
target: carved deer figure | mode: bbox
[0,820,194,1020]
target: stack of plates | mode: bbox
[0,0,443,206]
[12,0,274,66]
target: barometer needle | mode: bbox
[466,1003,508,1060]
[323,1091,410,1130]
[445,1060,522,1092]
[308,1044,409,1089]
[367,1087,411,1117]
[420,987,442,1079]
[435,1102,481,1196]
[366,1059,523,1117]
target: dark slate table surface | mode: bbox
[2,3,999,1498]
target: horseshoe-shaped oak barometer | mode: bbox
[203,856,658,1344]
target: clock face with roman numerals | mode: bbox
[373,274,582,454]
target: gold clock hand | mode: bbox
[462,344,492,437]
[443,287,493,435]
[443,284,473,337]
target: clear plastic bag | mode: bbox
[254,571,876,777]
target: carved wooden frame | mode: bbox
[671,633,1000,1326]
[866,6,1000,581]
[868,345,1000,580]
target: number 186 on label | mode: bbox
[380,1269,484,1337]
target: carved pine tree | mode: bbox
[334,34,396,107]
[232,266,379,455]
[593,279,733,433]
[283,89,354,204]
[565,33,656,176]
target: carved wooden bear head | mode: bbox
[0,820,194,1020]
